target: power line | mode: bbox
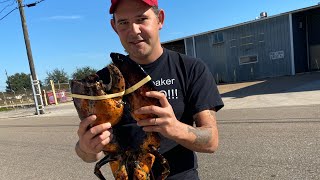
[0,0,45,21]
[34,0,45,4]
[0,6,17,21]
[0,0,15,14]
[0,0,12,4]
[24,0,45,7]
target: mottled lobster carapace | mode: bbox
[111,53,170,180]
[70,57,170,180]
[70,64,125,155]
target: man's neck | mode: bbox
[130,46,164,65]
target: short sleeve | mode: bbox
[186,60,224,114]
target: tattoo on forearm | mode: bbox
[190,110,216,146]
[209,110,216,118]
[188,127,212,145]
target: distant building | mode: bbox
[162,5,320,83]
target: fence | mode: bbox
[0,81,73,109]
[0,90,35,109]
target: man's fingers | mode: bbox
[77,115,96,136]
[93,132,113,153]
[137,117,160,127]
[88,122,112,137]
[142,126,161,133]
[135,105,162,115]
[90,129,110,146]
[144,91,170,107]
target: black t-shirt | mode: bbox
[97,48,224,179]
[140,48,223,179]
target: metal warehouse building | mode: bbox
[162,5,320,83]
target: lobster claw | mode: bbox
[94,154,118,180]
[70,64,126,180]
[111,53,170,180]
[71,53,171,180]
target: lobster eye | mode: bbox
[117,55,123,62]
[111,53,124,64]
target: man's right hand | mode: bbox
[75,115,113,162]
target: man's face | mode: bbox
[111,0,164,62]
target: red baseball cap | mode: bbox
[109,0,158,14]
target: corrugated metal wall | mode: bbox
[162,40,185,54]
[185,38,195,57]
[292,7,320,73]
[190,14,293,83]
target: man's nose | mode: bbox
[129,23,141,35]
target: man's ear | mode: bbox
[110,19,118,34]
[158,9,165,30]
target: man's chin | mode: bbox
[128,51,151,62]
[128,48,148,57]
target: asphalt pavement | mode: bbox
[1,71,320,118]
[0,72,319,180]
[219,71,320,109]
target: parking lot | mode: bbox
[0,72,319,180]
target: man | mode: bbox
[75,0,224,179]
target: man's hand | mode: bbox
[134,91,181,139]
[134,91,219,153]
[76,115,113,162]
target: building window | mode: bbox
[258,33,265,43]
[212,32,224,45]
[240,34,254,47]
[229,39,237,48]
[239,55,258,65]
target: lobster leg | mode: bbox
[133,152,156,180]
[94,154,117,180]
[149,145,170,180]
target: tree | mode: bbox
[71,66,97,80]
[6,73,32,92]
[45,68,69,85]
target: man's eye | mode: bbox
[137,18,147,23]
[118,21,128,25]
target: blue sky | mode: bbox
[0,0,319,91]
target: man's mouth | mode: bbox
[130,39,144,45]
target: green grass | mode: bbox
[0,107,13,112]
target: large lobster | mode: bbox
[70,53,170,180]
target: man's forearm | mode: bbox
[173,110,219,153]
[75,141,104,163]
[174,123,218,153]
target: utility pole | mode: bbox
[17,0,44,114]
